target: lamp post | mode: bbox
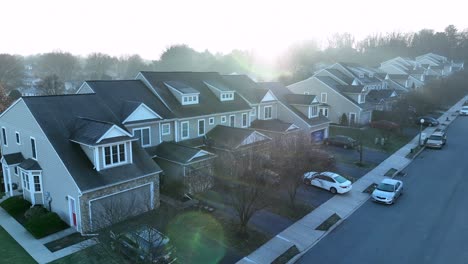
[418,118,425,146]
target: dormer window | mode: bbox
[359,73,364,78]
[182,95,199,105]
[103,143,126,167]
[220,92,234,101]
[308,105,318,118]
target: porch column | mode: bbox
[2,165,9,196]
[28,172,35,205]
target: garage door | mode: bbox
[89,184,152,230]
[311,129,325,143]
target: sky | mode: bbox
[1,0,467,61]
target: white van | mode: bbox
[460,105,468,116]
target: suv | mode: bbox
[460,106,468,116]
[110,227,177,264]
[425,131,447,149]
[416,116,439,127]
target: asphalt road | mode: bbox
[298,116,468,264]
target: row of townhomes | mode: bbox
[0,71,330,233]
[288,53,464,124]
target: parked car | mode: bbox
[416,116,439,127]
[110,227,177,264]
[303,171,352,194]
[371,179,403,205]
[323,135,357,149]
[425,131,447,149]
[460,106,468,116]
[370,120,400,131]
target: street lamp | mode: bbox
[418,118,424,146]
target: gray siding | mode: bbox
[258,103,278,120]
[0,100,81,229]
[276,103,309,130]
[125,122,161,147]
[160,122,175,142]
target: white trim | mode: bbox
[174,120,179,142]
[158,122,162,143]
[94,147,100,171]
[180,121,189,139]
[349,112,357,125]
[68,196,78,229]
[0,98,22,119]
[229,115,236,127]
[96,125,132,144]
[102,143,127,169]
[208,117,215,125]
[313,77,363,109]
[241,113,248,128]
[135,73,173,111]
[260,90,279,102]
[132,127,151,147]
[32,173,43,194]
[30,137,37,160]
[264,105,273,120]
[197,119,206,136]
[188,150,213,162]
[320,93,327,103]
[161,123,171,136]
[220,92,235,101]
[75,82,94,94]
[1,127,7,147]
[15,131,20,145]
[221,116,227,123]
[122,103,162,124]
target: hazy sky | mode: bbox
[1,0,467,60]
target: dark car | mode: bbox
[416,116,439,126]
[323,135,357,149]
[370,120,401,131]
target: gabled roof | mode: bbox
[285,94,318,105]
[150,141,215,165]
[122,102,162,124]
[205,125,271,151]
[324,69,353,84]
[221,74,268,104]
[138,72,251,118]
[22,94,161,192]
[164,81,200,94]
[2,152,24,165]
[70,118,134,146]
[250,119,299,133]
[19,158,41,171]
[336,85,365,93]
[366,90,398,103]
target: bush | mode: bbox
[0,196,31,218]
[24,206,48,220]
[340,113,348,126]
[25,212,69,238]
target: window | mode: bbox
[264,106,272,119]
[250,107,256,116]
[33,175,41,192]
[229,115,235,127]
[221,116,226,123]
[198,119,205,136]
[304,92,310,95]
[104,143,126,167]
[15,132,20,145]
[161,124,171,136]
[349,112,357,125]
[319,108,329,117]
[14,166,18,175]
[181,121,189,139]
[220,92,234,101]
[242,113,248,128]
[358,94,366,104]
[2,127,6,146]
[182,95,199,105]
[209,117,215,125]
[309,105,318,118]
[321,93,327,103]
[22,171,29,191]
[133,128,150,147]
[31,137,37,160]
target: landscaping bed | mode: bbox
[0,196,68,238]
[316,213,341,231]
[45,232,90,252]
[272,245,300,264]
[384,168,398,177]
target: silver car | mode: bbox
[372,179,403,205]
[425,131,447,149]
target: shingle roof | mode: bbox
[19,158,41,170]
[22,94,161,192]
[366,90,397,103]
[336,85,365,93]
[325,69,353,84]
[2,152,24,165]
[85,80,175,120]
[250,119,299,133]
[139,72,251,117]
[285,94,317,105]
[164,81,200,94]
[150,141,215,164]
[221,75,268,104]
[205,125,271,150]
[70,118,132,146]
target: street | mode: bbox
[298,116,468,264]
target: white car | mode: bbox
[460,106,468,116]
[303,171,352,194]
[372,179,403,205]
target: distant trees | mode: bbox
[0,54,24,91]
[84,53,116,80]
[36,51,79,81]
[0,84,12,112]
[37,74,64,95]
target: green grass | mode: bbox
[49,245,112,264]
[0,196,31,224]
[0,192,5,199]
[316,213,341,231]
[330,126,411,153]
[0,226,36,264]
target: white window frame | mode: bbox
[182,95,199,105]
[15,131,20,145]
[2,127,7,146]
[132,127,151,147]
[321,93,328,103]
[21,170,30,191]
[358,94,366,104]
[242,113,248,128]
[208,117,215,125]
[14,166,18,175]
[309,105,318,118]
[264,106,273,120]
[221,116,227,123]
[198,119,206,136]
[33,173,42,193]
[229,115,236,127]
[220,92,234,101]
[349,112,357,125]
[319,107,329,117]
[161,123,171,136]
[102,143,127,168]
[30,137,37,160]
[181,121,189,139]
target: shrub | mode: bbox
[24,206,48,220]
[25,212,69,238]
[340,113,348,126]
[0,196,31,218]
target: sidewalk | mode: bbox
[0,207,96,264]
[237,96,466,264]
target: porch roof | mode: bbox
[2,152,24,165]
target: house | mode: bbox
[0,94,161,233]
[366,90,399,111]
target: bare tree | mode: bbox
[37,74,65,95]
[185,164,214,194]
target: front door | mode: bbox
[68,196,77,228]
[349,113,356,126]
[229,115,235,127]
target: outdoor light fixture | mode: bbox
[418,118,424,146]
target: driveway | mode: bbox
[298,116,468,264]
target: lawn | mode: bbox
[49,245,112,264]
[330,126,411,153]
[0,226,36,264]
